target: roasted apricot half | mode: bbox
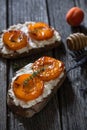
[28,22,54,41]
[3,30,28,51]
[13,74,44,102]
[32,56,64,81]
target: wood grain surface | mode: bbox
[0,0,7,130]
[0,0,87,130]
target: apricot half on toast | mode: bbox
[32,56,64,81]
[3,30,28,51]
[28,22,54,41]
[7,56,66,117]
[13,74,44,102]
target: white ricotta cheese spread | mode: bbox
[0,22,61,54]
[8,63,64,108]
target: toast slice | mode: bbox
[0,22,61,59]
[7,56,66,117]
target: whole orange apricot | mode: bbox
[66,7,84,26]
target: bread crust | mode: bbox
[7,70,66,118]
[0,41,61,59]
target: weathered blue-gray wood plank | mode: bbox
[0,0,7,130]
[47,0,87,130]
[75,0,87,129]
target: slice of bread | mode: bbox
[7,57,66,117]
[7,72,66,117]
[0,41,60,59]
[0,22,61,59]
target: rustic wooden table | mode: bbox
[0,0,87,130]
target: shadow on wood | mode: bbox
[71,25,87,35]
[58,76,75,107]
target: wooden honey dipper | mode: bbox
[66,33,87,50]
